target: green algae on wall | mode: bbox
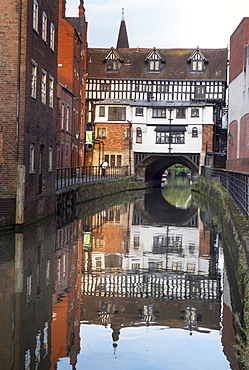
[194,176,249,368]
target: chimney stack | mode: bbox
[79,0,85,17]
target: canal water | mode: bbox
[0,178,240,369]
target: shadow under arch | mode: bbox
[134,188,198,226]
[135,154,199,182]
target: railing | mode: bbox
[201,166,249,218]
[56,165,129,191]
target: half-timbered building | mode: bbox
[86,14,227,180]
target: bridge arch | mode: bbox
[135,153,199,182]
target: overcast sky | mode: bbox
[66,0,248,50]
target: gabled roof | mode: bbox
[145,47,165,63]
[104,47,123,62]
[187,47,208,63]
[87,47,228,80]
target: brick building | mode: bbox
[86,12,228,179]
[227,17,249,172]
[57,0,88,168]
[0,0,58,227]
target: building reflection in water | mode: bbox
[80,189,237,368]
[0,188,239,369]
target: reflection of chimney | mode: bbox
[79,0,85,17]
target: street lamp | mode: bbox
[168,108,173,153]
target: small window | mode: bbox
[61,102,65,130]
[126,127,131,139]
[42,12,47,42]
[191,108,199,117]
[148,60,160,72]
[99,106,105,117]
[97,127,106,138]
[117,155,122,167]
[192,127,198,137]
[106,60,119,71]
[49,76,54,108]
[48,146,53,171]
[152,108,166,118]
[29,144,35,173]
[41,70,47,104]
[100,83,111,91]
[194,86,205,99]
[134,235,140,248]
[136,127,142,143]
[135,107,143,116]
[192,60,204,72]
[50,23,55,51]
[66,106,70,131]
[110,155,115,167]
[172,262,182,271]
[33,0,39,32]
[31,60,37,98]
[176,108,186,118]
[108,107,126,121]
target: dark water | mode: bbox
[0,183,239,369]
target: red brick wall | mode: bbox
[24,0,58,221]
[0,0,21,196]
[239,114,249,158]
[201,125,213,152]
[58,10,87,166]
[227,120,238,160]
[0,0,58,225]
[229,17,249,83]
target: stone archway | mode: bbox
[135,153,199,182]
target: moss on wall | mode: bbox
[194,176,249,368]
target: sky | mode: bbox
[66,0,249,50]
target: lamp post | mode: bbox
[168,108,173,153]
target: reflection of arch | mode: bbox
[134,188,198,226]
[136,127,142,143]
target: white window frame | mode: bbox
[66,105,70,131]
[61,102,65,130]
[49,76,54,108]
[48,146,53,171]
[42,11,47,42]
[50,22,55,51]
[41,69,47,104]
[33,0,39,32]
[31,60,37,98]
[29,144,35,173]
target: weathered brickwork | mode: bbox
[239,114,249,158]
[92,122,131,167]
[201,125,213,152]
[229,18,249,83]
[227,120,238,161]
[0,0,58,226]
[57,1,88,167]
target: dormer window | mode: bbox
[106,59,119,71]
[149,60,160,71]
[192,60,203,72]
[104,47,123,72]
[145,48,165,73]
[188,47,208,73]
